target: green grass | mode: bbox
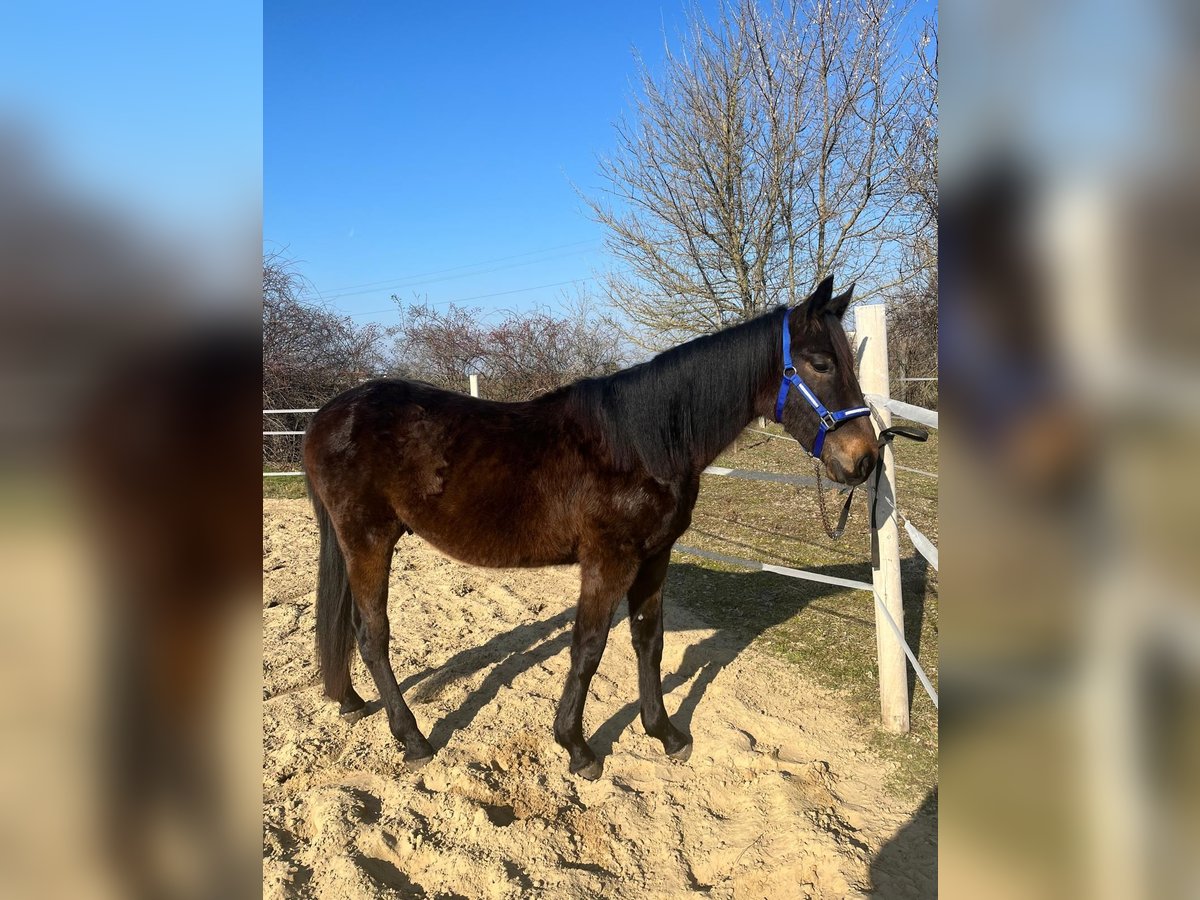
[263,473,306,499]
[261,422,939,800]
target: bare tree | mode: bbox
[886,18,938,408]
[587,0,924,347]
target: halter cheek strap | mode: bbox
[774,308,871,458]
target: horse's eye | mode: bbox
[810,358,833,374]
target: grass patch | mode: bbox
[263,474,306,500]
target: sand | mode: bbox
[263,498,934,899]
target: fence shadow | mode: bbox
[899,555,931,710]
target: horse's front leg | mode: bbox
[554,552,638,780]
[627,547,692,760]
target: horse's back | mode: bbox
[304,379,586,566]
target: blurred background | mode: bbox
[943,0,1200,896]
[2,0,1198,896]
[0,3,261,899]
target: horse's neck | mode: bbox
[579,311,782,481]
[689,380,773,474]
[675,326,780,476]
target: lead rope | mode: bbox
[870,424,930,530]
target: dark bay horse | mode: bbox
[303,276,878,779]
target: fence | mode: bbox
[263,408,314,477]
[262,304,939,728]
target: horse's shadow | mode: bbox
[377,554,933,897]
[392,556,930,764]
[589,558,929,758]
[868,788,937,897]
[396,608,576,751]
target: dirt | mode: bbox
[263,499,935,899]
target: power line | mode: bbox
[313,238,602,298]
[326,247,599,301]
[344,275,602,319]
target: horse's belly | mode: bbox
[412,525,575,569]
[400,494,577,570]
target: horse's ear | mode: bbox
[804,275,836,317]
[829,282,855,319]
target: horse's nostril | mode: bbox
[855,452,877,481]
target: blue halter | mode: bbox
[773,307,872,458]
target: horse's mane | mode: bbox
[566,307,785,480]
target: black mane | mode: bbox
[567,308,785,480]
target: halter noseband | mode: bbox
[774,307,871,458]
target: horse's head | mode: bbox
[778,277,879,486]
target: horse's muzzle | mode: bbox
[828,446,878,486]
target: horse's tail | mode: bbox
[308,477,356,701]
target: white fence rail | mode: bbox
[702,465,817,487]
[865,393,939,430]
[745,426,937,479]
[674,544,873,591]
[904,520,939,572]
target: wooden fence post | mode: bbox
[855,304,910,733]
[468,374,479,398]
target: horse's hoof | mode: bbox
[338,692,368,720]
[404,750,435,770]
[667,742,693,763]
[572,758,603,781]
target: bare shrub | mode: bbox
[262,255,386,465]
[886,270,938,409]
[391,296,625,401]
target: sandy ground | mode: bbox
[263,498,935,899]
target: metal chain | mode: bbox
[810,455,851,540]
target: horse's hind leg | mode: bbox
[627,548,692,760]
[344,527,434,766]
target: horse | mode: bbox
[302,275,878,779]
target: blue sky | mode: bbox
[266,2,722,324]
[266,2,933,326]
